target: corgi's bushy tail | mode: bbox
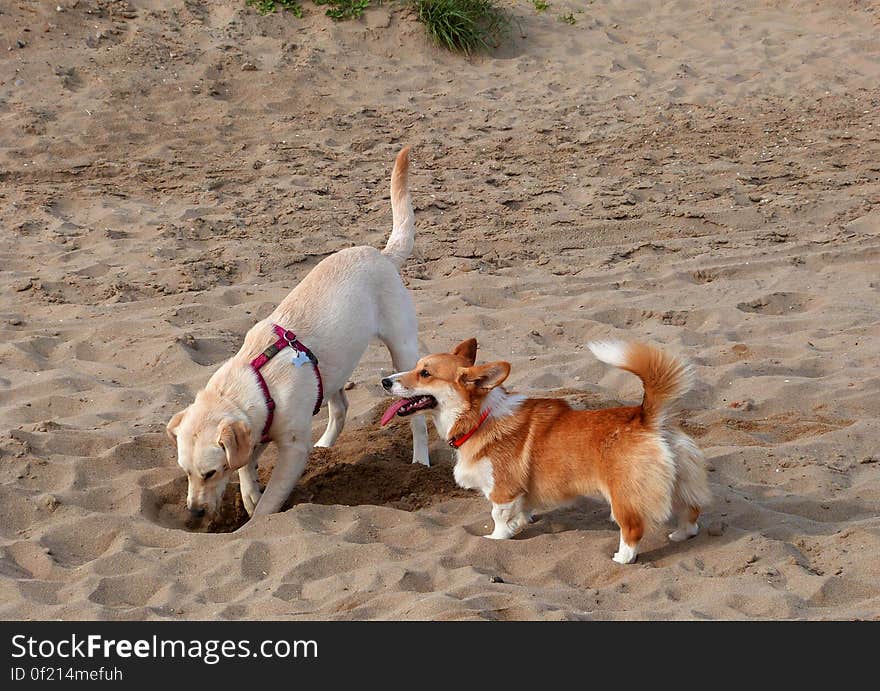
[588,340,693,429]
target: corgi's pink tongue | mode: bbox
[380,399,409,426]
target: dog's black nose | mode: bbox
[188,507,206,518]
[381,377,392,390]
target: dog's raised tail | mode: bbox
[382,146,415,268]
[588,340,693,428]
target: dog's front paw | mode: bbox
[612,547,638,564]
[241,487,263,517]
[486,525,514,540]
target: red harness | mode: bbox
[250,324,323,443]
[448,408,491,449]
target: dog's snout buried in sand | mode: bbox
[167,147,430,523]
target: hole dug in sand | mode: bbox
[148,413,469,534]
[147,390,623,534]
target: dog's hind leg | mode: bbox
[406,414,429,466]
[380,328,430,466]
[669,503,701,542]
[315,389,348,448]
[667,431,710,542]
[610,501,644,564]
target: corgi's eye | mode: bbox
[203,470,216,480]
[419,369,430,378]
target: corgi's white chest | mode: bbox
[453,456,494,498]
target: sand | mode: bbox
[1,0,879,620]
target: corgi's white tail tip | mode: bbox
[588,339,693,427]
[588,340,629,368]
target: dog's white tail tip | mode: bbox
[588,340,629,368]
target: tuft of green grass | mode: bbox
[558,11,575,24]
[531,0,550,11]
[314,0,371,21]
[414,0,509,54]
[246,0,304,17]
[246,0,512,53]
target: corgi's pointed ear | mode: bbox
[166,408,188,442]
[458,361,510,390]
[217,419,252,470]
[451,338,478,366]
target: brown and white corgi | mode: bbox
[380,338,710,563]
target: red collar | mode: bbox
[448,408,491,449]
[250,324,323,443]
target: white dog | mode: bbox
[167,147,430,520]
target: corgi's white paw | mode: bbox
[668,522,699,542]
[612,540,638,564]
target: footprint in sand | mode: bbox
[736,292,816,316]
[241,542,272,582]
